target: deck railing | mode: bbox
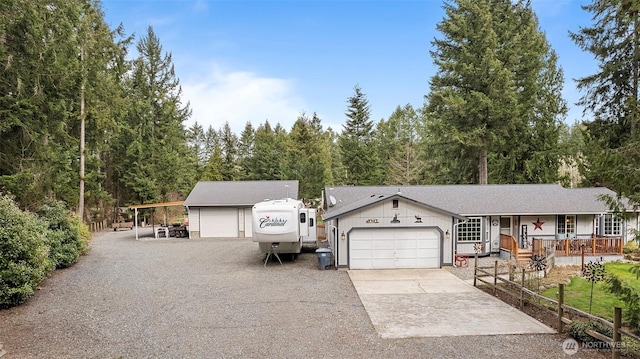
[500,234,519,259]
[532,236,623,257]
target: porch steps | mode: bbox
[516,249,533,262]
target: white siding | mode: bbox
[244,208,252,237]
[189,208,200,231]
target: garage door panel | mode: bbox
[395,249,419,258]
[349,228,440,270]
[351,258,371,269]
[418,240,438,249]
[351,249,373,259]
[372,249,394,259]
[372,258,395,269]
[350,240,372,250]
[201,208,238,238]
[395,259,418,268]
[395,239,417,249]
[416,248,439,257]
[372,240,394,250]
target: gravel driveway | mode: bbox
[0,229,608,359]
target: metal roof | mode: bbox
[184,180,299,207]
[322,184,621,220]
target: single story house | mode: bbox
[321,184,638,270]
[184,180,298,238]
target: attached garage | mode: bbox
[349,228,441,269]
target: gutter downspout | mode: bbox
[325,222,338,269]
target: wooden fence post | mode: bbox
[613,307,621,359]
[520,268,525,310]
[509,264,513,282]
[558,283,564,333]
[493,261,498,296]
[473,253,478,287]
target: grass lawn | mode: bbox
[541,262,640,321]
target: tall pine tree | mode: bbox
[338,85,381,185]
[571,0,640,207]
[425,0,565,185]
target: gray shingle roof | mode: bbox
[184,180,299,207]
[322,184,620,220]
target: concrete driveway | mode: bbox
[348,269,555,339]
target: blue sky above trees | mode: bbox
[101,0,595,134]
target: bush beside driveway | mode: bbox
[0,230,609,359]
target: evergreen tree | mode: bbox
[284,112,330,200]
[425,0,565,185]
[244,121,284,180]
[219,122,240,181]
[237,122,255,180]
[325,127,343,185]
[338,85,381,185]
[379,104,423,185]
[118,26,195,203]
[570,0,640,206]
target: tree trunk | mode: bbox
[78,46,85,221]
[479,145,488,185]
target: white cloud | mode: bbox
[182,64,306,134]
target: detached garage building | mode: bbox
[184,180,298,239]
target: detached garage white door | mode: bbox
[200,208,238,238]
[349,228,440,269]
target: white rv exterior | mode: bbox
[252,198,317,254]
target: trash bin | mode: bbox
[315,248,332,270]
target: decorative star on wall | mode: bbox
[533,218,545,230]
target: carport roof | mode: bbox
[322,184,622,220]
[184,180,299,207]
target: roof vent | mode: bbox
[329,195,337,207]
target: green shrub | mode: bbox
[569,319,640,357]
[0,194,54,308]
[605,274,640,332]
[568,319,613,344]
[37,201,91,269]
[624,240,639,255]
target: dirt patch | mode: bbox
[477,264,583,330]
[540,264,582,287]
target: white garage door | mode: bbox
[200,208,238,238]
[349,228,440,269]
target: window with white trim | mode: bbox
[603,214,623,236]
[557,215,576,237]
[456,217,482,242]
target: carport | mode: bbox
[128,201,185,240]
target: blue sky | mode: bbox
[101,0,596,135]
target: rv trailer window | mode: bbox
[300,213,306,224]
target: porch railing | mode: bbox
[532,236,623,257]
[500,234,519,259]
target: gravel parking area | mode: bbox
[0,230,608,358]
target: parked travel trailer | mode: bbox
[252,198,317,255]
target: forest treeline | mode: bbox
[1,0,639,224]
